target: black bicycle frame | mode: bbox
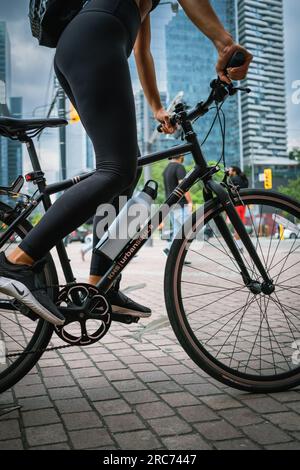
[0,121,272,301]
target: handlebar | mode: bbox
[157,51,250,133]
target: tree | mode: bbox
[279,177,300,201]
[289,147,300,162]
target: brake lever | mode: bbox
[229,86,252,96]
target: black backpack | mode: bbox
[29,0,87,48]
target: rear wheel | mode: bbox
[165,190,300,392]
[0,202,56,393]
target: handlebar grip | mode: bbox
[226,51,246,70]
[157,115,177,133]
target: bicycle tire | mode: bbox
[0,202,56,394]
[164,189,300,393]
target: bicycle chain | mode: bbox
[5,342,76,359]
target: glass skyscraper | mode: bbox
[0,21,11,186]
[7,97,23,184]
[166,0,241,167]
[129,6,177,156]
[0,22,23,187]
[238,0,288,169]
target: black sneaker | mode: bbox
[0,252,65,326]
[107,275,151,318]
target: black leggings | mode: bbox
[20,0,142,276]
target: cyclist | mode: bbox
[0,0,252,325]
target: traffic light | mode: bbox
[264,169,272,190]
[69,103,80,124]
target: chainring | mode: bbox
[54,283,111,346]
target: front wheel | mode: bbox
[164,190,300,393]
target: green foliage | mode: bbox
[29,212,43,226]
[142,158,225,208]
[278,177,300,201]
[289,147,300,162]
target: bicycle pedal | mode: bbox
[111,313,140,324]
[10,299,39,321]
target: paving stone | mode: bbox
[40,366,68,377]
[69,428,113,449]
[200,395,243,410]
[242,423,292,445]
[137,371,170,383]
[22,409,60,427]
[21,374,42,386]
[104,414,145,433]
[14,383,47,398]
[264,411,300,431]
[161,392,200,407]
[195,420,242,441]
[96,361,127,370]
[48,386,83,400]
[122,390,159,405]
[241,397,288,413]
[115,430,161,450]
[55,398,92,413]
[136,401,175,419]
[62,411,103,430]
[219,408,264,427]
[160,365,192,375]
[86,387,120,401]
[71,367,101,379]
[185,383,223,396]
[66,359,94,368]
[25,424,67,447]
[0,439,24,450]
[77,376,110,389]
[215,439,260,450]
[94,399,132,416]
[148,381,183,394]
[30,443,71,450]
[113,379,147,392]
[148,416,192,436]
[266,442,300,450]
[0,391,14,405]
[128,363,158,373]
[17,396,53,411]
[178,405,219,423]
[268,391,300,403]
[0,420,21,440]
[163,434,212,450]
[105,369,136,381]
[172,373,208,385]
[43,375,76,389]
[39,358,64,367]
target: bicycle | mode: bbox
[0,54,299,394]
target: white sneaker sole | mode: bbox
[111,305,151,318]
[0,276,65,326]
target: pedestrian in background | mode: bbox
[163,155,193,256]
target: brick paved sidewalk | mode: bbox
[0,241,299,450]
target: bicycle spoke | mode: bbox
[184,263,244,286]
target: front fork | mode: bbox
[205,179,274,295]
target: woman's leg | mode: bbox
[18,13,139,262]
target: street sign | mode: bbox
[264,169,272,190]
